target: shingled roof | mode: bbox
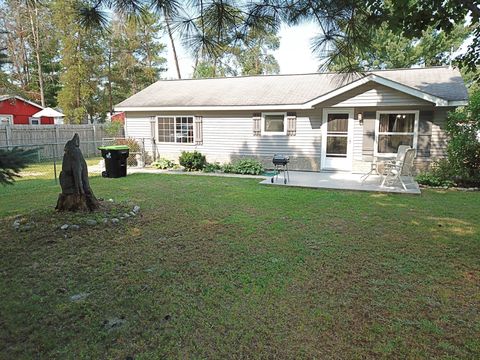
[116,67,468,110]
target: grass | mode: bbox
[16,157,101,180]
[1,172,479,359]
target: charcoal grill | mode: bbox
[271,154,290,184]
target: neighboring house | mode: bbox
[0,95,54,125]
[115,67,468,172]
[111,112,125,124]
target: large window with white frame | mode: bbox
[375,110,419,156]
[157,116,194,143]
[262,112,286,135]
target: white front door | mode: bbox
[321,108,354,171]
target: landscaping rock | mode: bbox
[70,224,80,231]
[13,220,21,229]
[129,211,136,217]
[103,317,126,331]
[111,218,119,224]
[60,224,69,230]
[70,292,90,302]
[86,219,97,226]
[20,224,32,232]
[133,205,140,213]
[123,213,130,218]
[102,218,109,224]
[108,198,114,202]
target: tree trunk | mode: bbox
[164,8,181,79]
[56,193,99,212]
[27,1,45,106]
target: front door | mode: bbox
[321,109,354,171]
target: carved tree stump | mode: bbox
[56,193,99,212]
[55,133,100,212]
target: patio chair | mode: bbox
[381,148,416,190]
[361,145,411,184]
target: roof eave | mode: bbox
[114,104,312,112]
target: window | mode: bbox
[29,117,40,125]
[376,111,418,156]
[157,116,193,143]
[262,113,286,135]
[0,115,13,125]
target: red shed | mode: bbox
[0,95,54,125]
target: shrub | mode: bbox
[416,172,454,187]
[222,159,264,175]
[179,151,206,171]
[105,121,123,137]
[203,162,222,173]
[152,158,174,169]
[114,138,141,166]
[442,88,480,186]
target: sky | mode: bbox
[163,22,321,79]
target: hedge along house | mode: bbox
[115,67,468,173]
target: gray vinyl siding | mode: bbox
[328,84,432,107]
[125,110,324,171]
[123,102,456,173]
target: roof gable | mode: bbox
[0,95,43,109]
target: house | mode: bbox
[0,95,54,125]
[115,67,468,172]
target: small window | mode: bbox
[29,117,40,125]
[262,113,286,135]
[157,116,194,143]
[0,115,13,125]
[376,112,418,155]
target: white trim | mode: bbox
[321,108,354,171]
[374,110,419,157]
[261,112,287,135]
[155,115,195,145]
[0,114,13,125]
[116,104,311,112]
[445,100,468,107]
[0,95,44,110]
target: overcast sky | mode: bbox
[163,22,321,79]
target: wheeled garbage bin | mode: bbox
[98,145,129,178]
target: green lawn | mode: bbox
[1,173,479,359]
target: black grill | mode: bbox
[271,154,290,184]
[272,154,289,166]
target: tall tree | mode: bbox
[328,22,470,71]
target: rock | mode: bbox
[60,224,69,230]
[86,219,97,226]
[108,198,114,202]
[70,224,80,231]
[133,205,140,213]
[129,211,136,217]
[103,317,126,331]
[70,292,90,302]
[102,218,109,224]
[123,213,130,218]
[13,220,21,228]
[20,224,32,232]
[111,218,119,224]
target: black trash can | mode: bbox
[98,145,129,178]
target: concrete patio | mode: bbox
[260,171,421,194]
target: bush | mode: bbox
[105,121,123,137]
[152,158,174,169]
[416,172,454,187]
[442,88,480,186]
[203,162,222,173]
[179,151,206,171]
[222,159,264,175]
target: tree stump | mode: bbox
[55,133,100,212]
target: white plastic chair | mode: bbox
[381,148,416,190]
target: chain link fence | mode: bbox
[1,137,151,183]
